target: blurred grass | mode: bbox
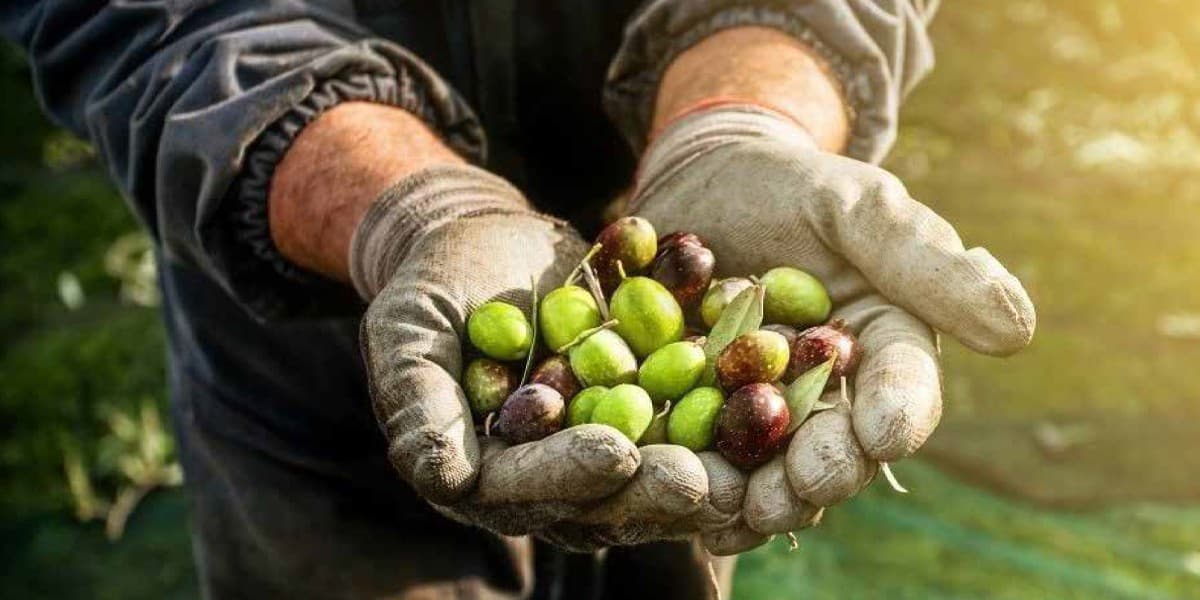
[2,0,1200,598]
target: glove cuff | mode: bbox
[349,165,533,300]
[633,104,817,211]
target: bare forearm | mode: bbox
[269,102,465,282]
[653,27,849,153]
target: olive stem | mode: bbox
[786,532,800,551]
[520,276,540,386]
[655,400,672,418]
[554,319,620,354]
[484,411,496,437]
[616,259,628,281]
[839,375,849,405]
[880,462,909,493]
[580,260,610,320]
[564,243,603,287]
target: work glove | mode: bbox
[353,165,712,545]
[624,104,1035,553]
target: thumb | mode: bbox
[803,153,1035,355]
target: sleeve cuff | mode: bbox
[223,40,485,321]
[604,1,936,165]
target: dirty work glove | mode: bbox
[630,105,1037,553]
[354,164,646,536]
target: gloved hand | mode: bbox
[622,104,1036,553]
[354,164,718,544]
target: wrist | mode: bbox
[269,102,468,284]
[652,27,849,154]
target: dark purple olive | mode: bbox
[593,217,658,293]
[715,383,791,470]
[658,231,706,252]
[651,240,715,309]
[785,319,863,386]
[716,330,790,391]
[495,384,565,445]
[530,355,582,400]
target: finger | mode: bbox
[702,519,771,556]
[808,155,1035,356]
[439,425,640,535]
[543,444,709,548]
[743,456,824,535]
[688,451,747,531]
[786,397,877,507]
[835,297,942,461]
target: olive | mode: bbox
[716,330,790,391]
[639,410,671,446]
[760,267,831,327]
[657,231,705,252]
[637,341,706,405]
[593,216,658,293]
[651,240,715,308]
[568,329,638,387]
[786,319,862,387]
[495,384,565,445]
[530,355,582,400]
[699,278,755,329]
[539,286,602,352]
[610,276,685,358]
[567,386,609,426]
[715,383,790,470]
[761,324,800,348]
[667,387,725,451]
[463,358,517,417]
[589,384,655,443]
[467,301,533,361]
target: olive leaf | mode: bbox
[700,284,764,386]
[520,277,539,386]
[784,353,836,434]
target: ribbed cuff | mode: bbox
[348,165,535,300]
[224,41,485,320]
[605,1,935,165]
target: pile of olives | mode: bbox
[463,217,861,470]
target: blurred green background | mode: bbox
[2,0,1199,597]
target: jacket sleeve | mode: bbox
[605,0,939,164]
[0,0,484,320]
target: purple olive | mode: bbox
[651,240,715,309]
[495,384,565,445]
[715,383,791,470]
[785,319,863,386]
[530,355,582,400]
[593,217,658,293]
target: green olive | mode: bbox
[462,358,516,416]
[567,386,609,426]
[568,329,638,387]
[639,409,670,445]
[467,301,533,360]
[760,267,831,327]
[700,278,755,329]
[589,384,654,443]
[637,341,705,405]
[540,286,602,351]
[610,277,685,358]
[667,387,725,451]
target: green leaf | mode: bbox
[784,353,837,433]
[700,284,765,386]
